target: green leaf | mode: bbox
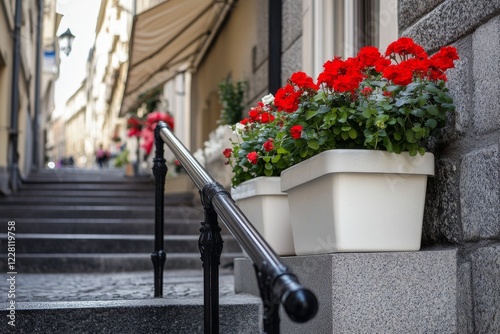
[264,168,273,176]
[271,155,281,163]
[348,128,358,139]
[307,140,320,150]
[341,132,349,140]
[300,147,308,158]
[383,137,393,152]
[395,98,407,107]
[425,119,438,129]
[405,129,417,143]
[426,105,439,116]
[362,108,372,118]
[262,157,271,163]
[424,84,441,94]
[305,109,319,120]
[265,163,273,170]
[277,147,289,154]
[393,132,402,141]
[318,105,331,114]
[411,109,425,117]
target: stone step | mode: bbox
[18,182,154,190]
[8,189,156,198]
[0,297,261,333]
[5,218,202,235]
[0,233,242,254]
[0,253,242,273]
[0,195,194,206]
[0,205,203,219]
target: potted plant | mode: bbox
[228,37,459,255]
[224,94,295,256]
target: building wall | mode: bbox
[399,1,500,332]
[0,0,45,193]
[191,0,258,150]
[0,1,14,193]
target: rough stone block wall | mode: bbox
[401,1,500,332]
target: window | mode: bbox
[302,0,398,78]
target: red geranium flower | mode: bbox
[260,112,275,123]
[223,148,232,158]
[361,87,373,96]
[357,46,384,68]
[290,125,303,140]
[290,71,319,90]
[263,139,274,152]
[385,37,427,59]
[247,151,259,164]
[274,84,301,113]
[317,57,364,93]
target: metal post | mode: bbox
[254,265,281,334]
[198,183,225,333]
[151,122,168,297]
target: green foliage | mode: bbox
[218,79,246,125]
[114,149,129,168]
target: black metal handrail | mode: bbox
[152,121,318,333]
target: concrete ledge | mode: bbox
[235,249,458,333]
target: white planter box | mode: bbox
[281,150,434,255]
[231,177,295,256]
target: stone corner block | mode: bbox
[472,15,500,134]
[235,249,458,333]
[470,244,500,333]
[460,146,500,240]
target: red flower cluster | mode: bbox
[127,117,143,138]
[385,37,427,59]
[243,102,275,125]
[381,38,458,84]
[127,111,175,155]
[274,84,302,113]
[317,57,364,93]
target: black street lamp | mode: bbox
[58,28,75,56]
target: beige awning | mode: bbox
[120,0,235,116]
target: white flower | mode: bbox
[233,122,246,135]
[261,93,274,105]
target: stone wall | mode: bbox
[400,1,500,332]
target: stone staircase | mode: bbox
[0,168,242,273]
[0,169,261,333]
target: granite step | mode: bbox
[0,297,261,333]
[0,253,242,273]
[0,205,203,219]
[5,218,202,235]
[0,233,242,254]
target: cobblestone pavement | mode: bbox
[1,270,236,303]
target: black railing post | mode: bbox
[151,121,168,297]
[198,182,225,333]
[254,265,281,333]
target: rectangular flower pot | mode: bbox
[280,150,434,255]
[231,176,295,256]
